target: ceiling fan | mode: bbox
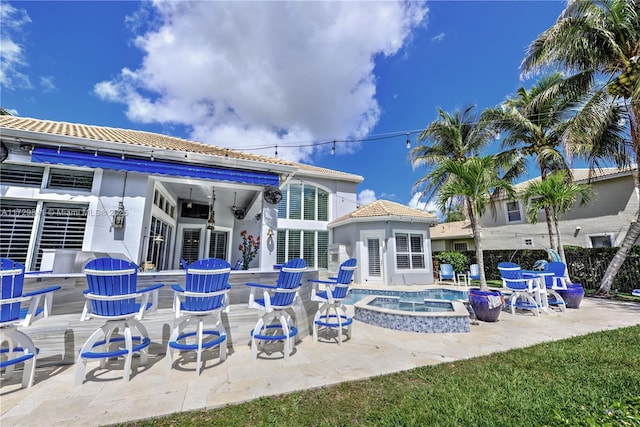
[263,186,282,205]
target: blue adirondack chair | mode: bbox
[498,262,545,316]
[439,263,456,284]
[309,258,357,345]
[246,258,306,360]
[75,258,163,385]
[1,258,60,388]
[167,258,231,375]
[468,264,481,282]
[541,261,567,312]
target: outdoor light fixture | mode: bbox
[406,133,411,149]
[574,226,581,237]
[113,201,126,229]
[113,172,128,229]
[331,140,336,155]
[207,187,216,230]
[187,188,193,209]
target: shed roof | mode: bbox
[329,199,438,228]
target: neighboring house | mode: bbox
[0,116,363,272]
[480,167,640,249]
[429,220,475,253]
[328,200,438,286]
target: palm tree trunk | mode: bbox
[555,219,571,282]
[546,206,558,250]
[468,206,487,291]
[596,101,640,295]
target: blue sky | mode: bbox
[1,0,566,212]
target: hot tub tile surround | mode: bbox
[354,295,470,333]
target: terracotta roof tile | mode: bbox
[330,199,437,226]
[0,116,362,182]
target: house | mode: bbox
[0,116,365,273]
[429,220,474,253]
[479,167,640,249]
[328,199,438,285]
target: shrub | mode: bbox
[435,251,468,273]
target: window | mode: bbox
[0,164,44,187]
[277,183,329,221]
[146,216,172,271]
[506,201,522,223]
[153,188,176,218]
[395,232,426,270]
[0,200,37,264]
[590,234,613,248]
[453,242,468,252]
[33,203,89,270]
[208,230,227,259]
[47,168,93,190]
[276,229,329,268]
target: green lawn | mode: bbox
[121,325,640,427]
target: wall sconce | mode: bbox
[267,228,274,237]
[574,226,581,237]
[113,172,128,229]
[113,201,125,228]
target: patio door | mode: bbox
[362,232,383,284]
[176,225,230,267]
[178,226,203,265]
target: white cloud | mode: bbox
[39,76,56,92]
[0,2,32,90]
[94,1,428,162]
[408,192,438,213]
[357,189,378,206]
[431,32,445,43]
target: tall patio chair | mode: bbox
[439,263,456,285]
[468,264,481,283]
[167,258,231,375]
[1,258,60,388]
[309,258,357,345]
[246,258,306,360]
[75,258,163,385]
[498,262,546,316]
[541,261,567,312]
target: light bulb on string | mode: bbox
[275,144,278,157]
[406,133,411,149]
[331,140,336,155]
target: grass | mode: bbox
[120,325,640,427]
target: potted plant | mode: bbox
[238,230,260,270]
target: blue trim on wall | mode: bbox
[31,147,279,186]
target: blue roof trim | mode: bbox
[31,147,280,186]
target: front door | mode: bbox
[362,232,384,284]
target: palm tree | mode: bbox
[520,171,594,268]
[482,73,580,253]
[521,0,639,295]
[431,156,515,291]
[410,105,495,220]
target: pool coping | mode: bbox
[353,295,469,318]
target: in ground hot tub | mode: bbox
[354,295,470,333]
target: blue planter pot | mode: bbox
[557,283,584,309]
[468,288,504,322]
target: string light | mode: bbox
[150,150,154,161]
[331,140,336,155]
[94,149,98,157]
[275,144,278,157]
[406,133,411,149]
[57,145,61,154]
[121,151,125,160]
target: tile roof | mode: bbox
[329,199,437,227]
[429,220,474,239]
[513,166,637,191]
[0,116,362,182]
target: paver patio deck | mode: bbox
[2,296,639,426]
